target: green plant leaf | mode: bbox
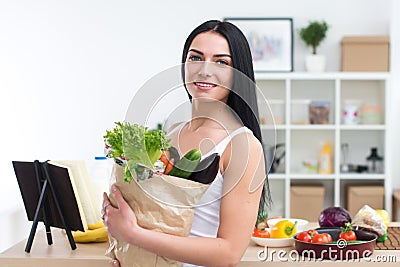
[299,20,329,54]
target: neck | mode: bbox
[189,98,239,130]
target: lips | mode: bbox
[194,81,217,90]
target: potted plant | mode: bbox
[299,20,329,72]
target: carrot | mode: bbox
[164,158,174,175]
[159,150,170,166]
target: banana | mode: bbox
[88,220,105,230]
[72,226,108,243]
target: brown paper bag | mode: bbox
[105,163,209,267]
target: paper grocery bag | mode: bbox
[105,163,209,267]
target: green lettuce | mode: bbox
[104,122,170,182]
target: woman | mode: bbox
[103,20,270,266]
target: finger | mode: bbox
[109,259,120,267]
[103,192,110,202]
[111,185,128,209]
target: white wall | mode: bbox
[0,0,395,252]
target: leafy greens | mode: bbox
[104,122,170,182]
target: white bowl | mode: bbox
[267,218,309,232]
[251,236,294,247]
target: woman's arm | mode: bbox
[103,132,265,266]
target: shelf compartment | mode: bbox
[339,179,385,212]
[340,80,386,125]
[290,184,325,221]
[290,130,335,174]
[257,80,286,126]
[263,130,285,174]
[258,99,285,126]
[340,130,385,173]
[291,179,335,214]
[291,80,335,125]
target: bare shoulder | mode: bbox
[221,129,264,173]
[231,130,263,155]
[222,129,266,194]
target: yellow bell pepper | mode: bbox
[270,220,297,238]
[376,209,389,229]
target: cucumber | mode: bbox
[168,149,202,179]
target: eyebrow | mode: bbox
[188,48,232,58]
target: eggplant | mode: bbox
[188,153,220,184]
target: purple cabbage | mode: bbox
[318,207,352,227]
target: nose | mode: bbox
[198,62,213,77]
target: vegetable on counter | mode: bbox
[296,229,333,244]
[253,228,270,238]
[376,209,389,229]
[270,219,298,238]
[318,206,352,228]
[306,229,318,238]
[339,222,357,241]
[311,233,332,244]
[296,231,312,242]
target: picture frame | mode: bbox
[223,17,294,72]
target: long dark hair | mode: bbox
[181,20,272,212]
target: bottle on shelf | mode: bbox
[366,147,384,173]
[318,142,333,174]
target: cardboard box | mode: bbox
[347,185,384,217]
[341,36,390,72]
[290,186,325,221]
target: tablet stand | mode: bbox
[13,160,78,253]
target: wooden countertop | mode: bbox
[1,223,399,266]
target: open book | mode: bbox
[48,160,101,229]
[13,160,100,232]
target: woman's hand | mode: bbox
[102,185,140,243]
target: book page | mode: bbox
[49,160,101,228]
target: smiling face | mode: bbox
[184,31,234,103]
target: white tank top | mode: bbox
[174,125,252,267]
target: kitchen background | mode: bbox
[0,0,399,252]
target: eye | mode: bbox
[188,55,202,62]
[216,59,229,65]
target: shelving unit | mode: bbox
[256,72,391,219]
